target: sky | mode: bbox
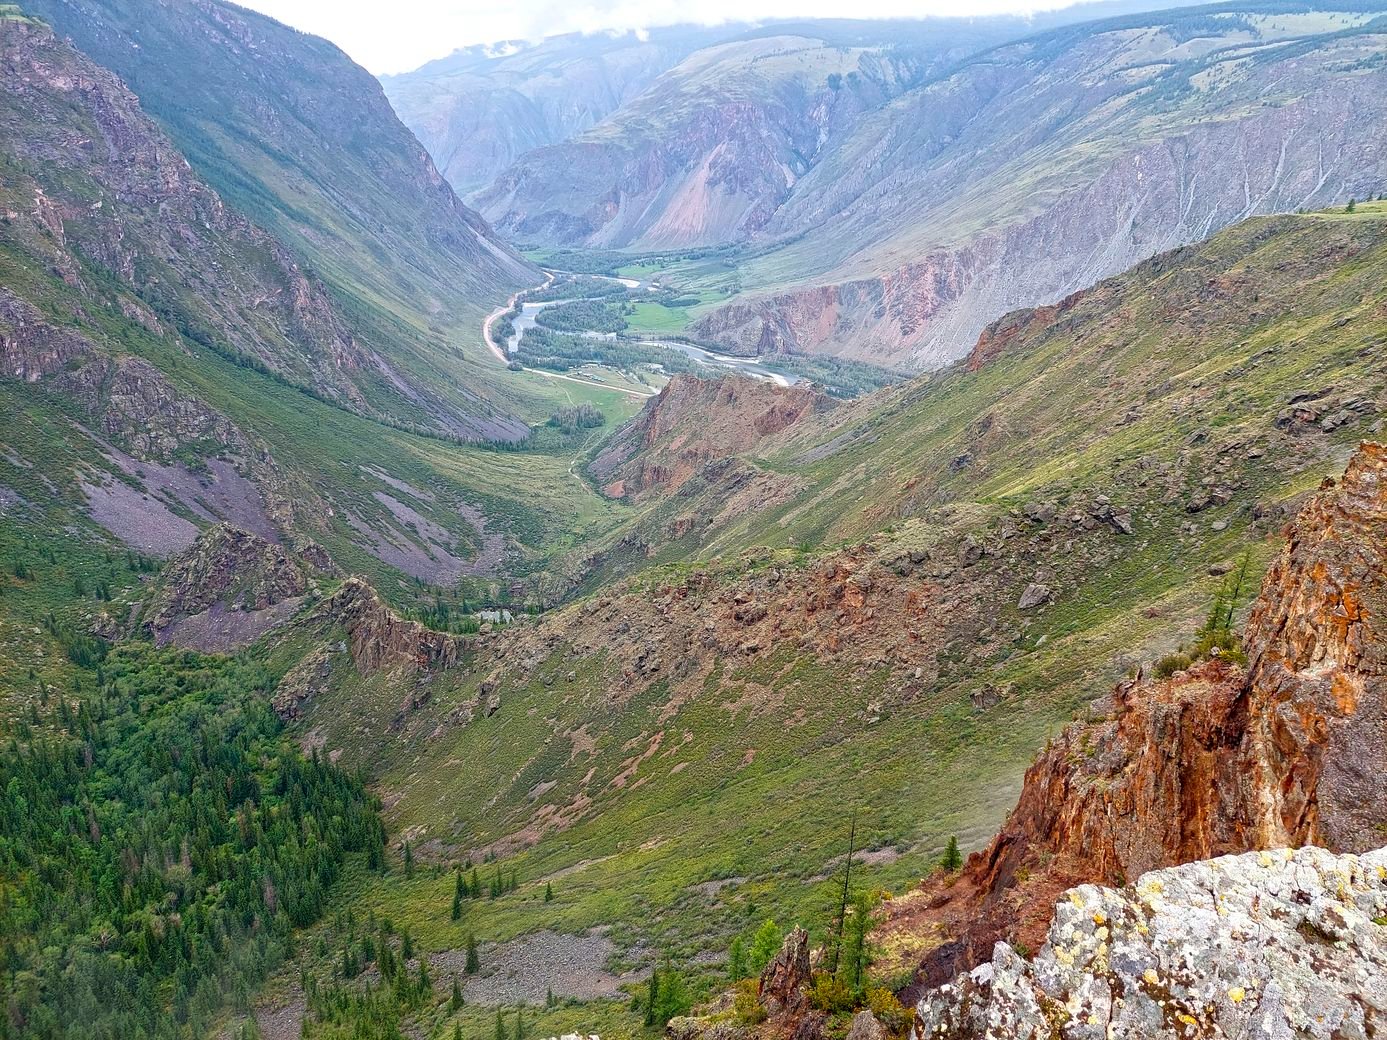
[236,0,1087,75]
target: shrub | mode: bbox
[865,987,910,1034]
[807,973,854,1014]
[732,979,767,1025]
[1154,652,1193,679]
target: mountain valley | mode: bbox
[0,0,1385,1038]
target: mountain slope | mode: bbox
[0,13,628,604]
[458,6,1200,249]
[264,206,1386,988]
[471,27,988,249]
[579,206,1387,581]
[24,0,542,435]
[880,441,1387,994]
[673,441,1387,1040]
[693,3,1387,366]
[381,25,740,197]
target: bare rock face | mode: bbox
[845,1011,888,1040]
[308,579,466,676]
[914,846,1387,1040]
[758,926,811,1017]
[142,525,328,651]
[0,18,371,408]
[272,577,472,720]
[0,290,244,463]
[889,443,1387,992]
[1241,443,1387,854]
[589,374,834,501]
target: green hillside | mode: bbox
[17,0,598,429]
[215,205,1384,1037]
[1,0,1385,1034]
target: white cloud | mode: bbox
[235,0,1087,75]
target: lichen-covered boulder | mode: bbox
[915,845,1387,1040]
[846,1010,888,1040]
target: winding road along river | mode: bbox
[483,273,800,393]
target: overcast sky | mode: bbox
[236,0,1088,75]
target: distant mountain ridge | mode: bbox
[382,2,1199,201]
[695,2,1387,367]
[420,2,1387,372]
[380,24,741,196]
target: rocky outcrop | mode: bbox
[273,577,473,720]
[759,927,811,1018]
[141,525,330,651]
[915,845,1387,1040]
[887,443,1387,992]
[589,374,834,501]
[487,525,1021,715]
[0,290,245,463]
[316,578,468,675]
[310,579,471,676]
[1241,445,1387,854]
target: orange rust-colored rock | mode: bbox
[316,577,469,675]
[888,442,1387,997]
[758,926,811,1017]
[964,290,1087,373]
[589,374,834,501]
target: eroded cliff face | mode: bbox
[884,443,1387,992]
[140,525,334,651]
[692,27,1387,368]
[1242,445,1387,854]
[588,374,834,501]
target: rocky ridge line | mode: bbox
[883,442,1387,994]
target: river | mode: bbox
[504,276,801,388]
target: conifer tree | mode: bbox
[465,933,480,974]
[941,835,963,872]
[728,936,748,980]
[644,970,661,1028]
[544,881,553,903]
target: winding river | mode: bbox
[501,275,802,388]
